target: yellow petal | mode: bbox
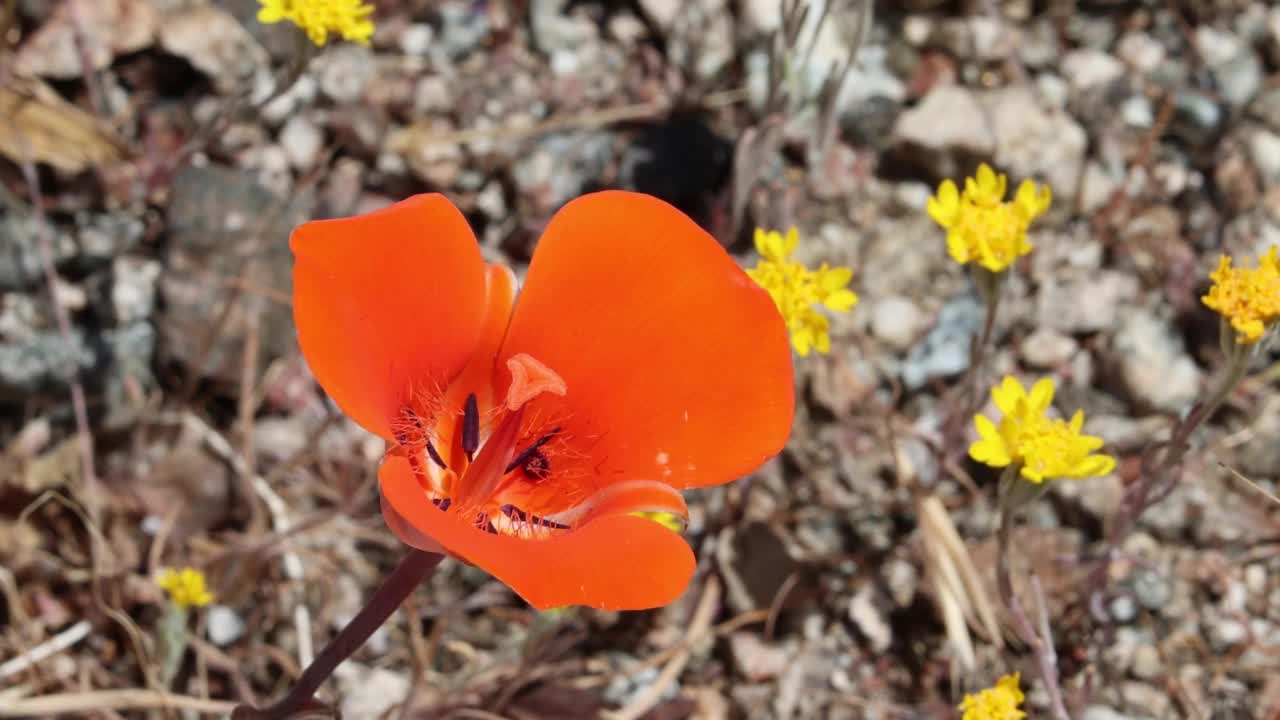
[1027,378,1055,413]
[992,376,1027,416]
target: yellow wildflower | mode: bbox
[959,673,1026,720]
[747,227,858,356]
[258,0,375,47]
[970,376,1115,484]
[1201,246,1280,345]
[157,567,214,610]
[927,164,1051,273]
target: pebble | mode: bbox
[318,45,375,104]
[988,85,1087,205]
[1061,48,1124,92]
[728,632,790,681]
[1248,129,1280,186]
[871,296,926,351]
[1082,707,1128,720]
[902,294,982,390]
[206,605,245,646]
[891,85,994,176]
[110,257,160,323]
[1115,308,1202,413]
[848,586,892,653]
[1116,32,1166,74]
[1197,26,1263,108]
[1109,594,1138,624]
[1131,644,1162,680]
[1209,618,1248,651]
[279,115,323,170]
[399,23,434,56]
[1020,327,1077,368]
[1132,569,1172,611]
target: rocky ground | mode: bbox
[2,0,1280,718]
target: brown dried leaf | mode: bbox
[0,76,125,173]
[13,0,157,78]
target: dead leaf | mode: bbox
[0,76,125,173]
[14,0,158,79]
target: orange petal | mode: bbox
[291,195,487,440]
[380,455,695,610]
[498,191,794,490]
[435,263,518,466]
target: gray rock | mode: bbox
[891,85,993,179]
[728,632,789,681]
[435,0,491,60]
[1109,594,1138,624]
[1116,32,1166,74]
[1209,617,1248,651]
[834,46,906,149]
[279,115,324,171]
[987,85,1088,208]
[160,164,312,385]
[1197,26,1263,108]
[518,131,615,217]
[1020,327,1077,368]
[902,294,982,390]
[1254,87,1280,134]
[1132,569,1172,611]
[1248,128,1280,186]
[0,328,95,399]
[317,44,374,104]
[848,586,891,652]
[1035,271,1137,334]
[0,215,76,291]
[1170,91,1226,148]
[1114,308,1202,413]
[110,257,160,324]
[870,296,926,351]
[1131,643,1161,680]
[207,605,245,646]
[1061,48,1124,92]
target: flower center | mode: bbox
[392,353,687,540]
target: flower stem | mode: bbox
[232,549,444,720]
[1098,352,1249,576]
[995,468,1073,720]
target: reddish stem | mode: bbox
[232,550,444,720]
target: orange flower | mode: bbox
[292,192,794,610]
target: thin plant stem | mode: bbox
[996,468,1073,720]
[232,550,444,720]
[1093,353,1249,584]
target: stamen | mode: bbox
[500,504,569,530]
[504,426,561,474]
[462,393,480,461]
[520,451,550,480]
[430,498,451,511]
[425,440,448,470]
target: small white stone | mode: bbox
[206,605,245,646]
[279,116,323,170]
[871,296,926,351]
[399,24,434,56]
[848,586,891,652]
[1116,32,1165,73]
[1061,48,1124,91]
[1131,644,1161,680]
[1020,327,1077,369]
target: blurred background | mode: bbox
[1,0,1279,717]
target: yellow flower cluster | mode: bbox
[970,376,1115,484]
[747,227,858,356]
[258,0,375,47]
[157,567,214,610]
[959,673,1026,720]
[1201,246,1280,345]
[927,164,1052,273]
